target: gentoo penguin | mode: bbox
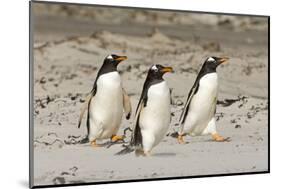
[178,56,229,144]
[78,54,132,147]
[117,64,173,156]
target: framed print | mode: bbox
[29,0,269,188]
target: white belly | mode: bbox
[184,73,218,135]
[139,81,171,152]
[89,72,123,140]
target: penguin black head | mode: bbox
[147,64,173,81]
[103,54,127,67]
[139,64,173,108]
[202,56,229,71]
[100,54,127,74]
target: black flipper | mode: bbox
[179,82,199,125]
[86,97,93,136]
[130,114,143,147]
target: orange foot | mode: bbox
[135,149,144,157]
[212,133,229,142]
[144,151,151,157]
[111,135,124,142]
[90,140,100,147]
[135,149,151,157]
[177,135,185,144]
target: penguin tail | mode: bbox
[125,112,131,120]
[78,121,82,129]
[115,145,135,155]
[79,137,89,144]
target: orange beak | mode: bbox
[114,55,127,63]
[161,66,173,73]
[217,57,229,64]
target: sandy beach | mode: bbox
[31,2,268,186]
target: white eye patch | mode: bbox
[207,57,215,62]
[151,65,158,71]
[107,55,113,60]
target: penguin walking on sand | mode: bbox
[177,56,229,144]
[117,64,173,156]
[78,54,132,147]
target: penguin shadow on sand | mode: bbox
[152,152,177,157]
